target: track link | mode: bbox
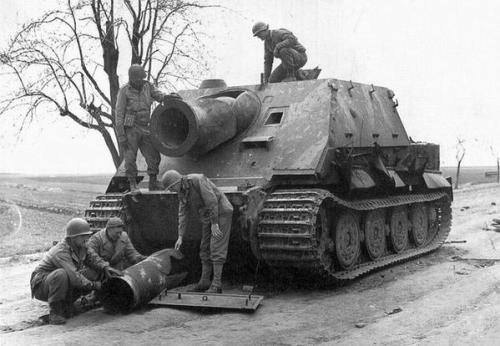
[84,194,124,232]
[257,189,452,281]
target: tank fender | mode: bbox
[106,175,144,193]
[240,186,267,260]
[350,168,376,189]
[423,172,452,189]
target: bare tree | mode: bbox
[489,145,500,183]
[455,137,466,189]
[0,0,216,168]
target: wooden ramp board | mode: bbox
[149,290,263,311]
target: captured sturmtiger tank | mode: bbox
[85,77,452,281]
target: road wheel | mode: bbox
[335,210,361,269]
[410,204,428,247]
[389,206,409,253]
[364,209,386,260]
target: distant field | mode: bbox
[0,174,111,257]
[441,166,499,186]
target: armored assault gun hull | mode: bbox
[85,78,452,281]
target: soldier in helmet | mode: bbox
[161,170,233,294]
[87,217,146,274]
[30,218,118,324]
[252,21,308,83]
[115,64,182,192]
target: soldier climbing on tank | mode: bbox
[87,217,146,275]
[30,218,116,325]
[115,64,182,192]
[161,170,233,294]
[252,21,308,83]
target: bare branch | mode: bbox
[1,0,218,169]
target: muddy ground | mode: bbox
[1,183,500,345]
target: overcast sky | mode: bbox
[1,0,500,174]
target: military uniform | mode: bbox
[115,81,166,180]
[177,174,233,264]
[87,229,146,271]
[30,238,107,305]
[264,28,307,83]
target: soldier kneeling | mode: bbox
[87,217,146,275]
[30,218,119,324]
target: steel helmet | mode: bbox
[65,218,92,238]
[128,64,146,80]
[252,21,269,36]
[161,170,182,190]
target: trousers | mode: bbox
[32,269,91,304]
[269,48,308,83]
[124,125,161,178]
[199,212,233,264]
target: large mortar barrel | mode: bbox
[99,248,188,313]
[150,90,260,157]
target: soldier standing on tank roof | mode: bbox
[161,170,233,294]
[252,21,308,83]
[115,64,182,192]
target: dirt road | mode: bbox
[1,184,499,345]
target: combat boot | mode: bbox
[128,178,139,193]
[189,261,212,292]
[295,69,306,81]
[205,263,223,294]
[75,291,101,312]
[148,174,163,191]
[49,301,67,325]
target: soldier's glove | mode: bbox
[163,92,182,104]
[273,47,280,58]
[104,266,123,279]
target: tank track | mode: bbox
[257,189,452,281]
[84,194,124,232]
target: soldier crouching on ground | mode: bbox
[87,217,146,275]
[115,64,181,192]
[252,21,308,83]
[161,170,233,294]
[30,218,115,325]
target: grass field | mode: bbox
[0,167,499,258]
[0,174,110,257]
[441,166,499,186]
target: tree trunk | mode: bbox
[100,128,121,169]
[102,20,121,167]
[455,161,462,189]
[497,158,499,183]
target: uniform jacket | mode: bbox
[264,28,306,80]
[177,174,233,237]
[87,229,146,270]
[30,238,108,295]
[115,81,166,142]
